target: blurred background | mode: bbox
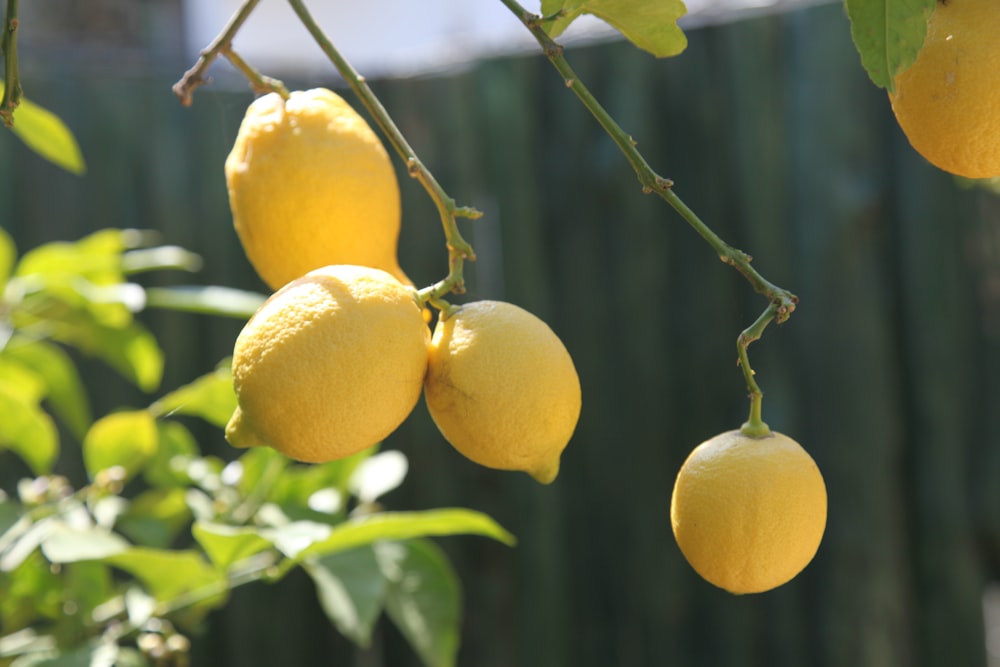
[3,0,1000,665]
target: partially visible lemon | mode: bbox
[889,0,1000,178]
[225,88,410,289]
[423,300,581,484]
[670,429,827,594]
[226,265,429,463]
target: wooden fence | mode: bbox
[2,2,998,666]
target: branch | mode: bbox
[286,0,480,302]
[0,0,22,128]
[499,0,797,313]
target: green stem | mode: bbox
[171,0,264,106]
[501,0,798,423]
[737,304,777,437]
[0,0,22,128]
[286,0,479,302]
[222,48,289,99]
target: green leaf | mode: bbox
[846,0,935,91]
[381,540,461,667]
[83,410,158,481]
[104,547,226,606]
[39,524,129,563]
[192,521,274,571]
[12,638,119,667]
[305,545,387,647]
[543,0,687,58]
[14,229,128,285]
[0,82,86,176]
[144,286,267,319]
[2,337,92,439]
[0,226,15,289]
[149,360,236,429]
[117,488,192,549]
[294,509,516,562]
[0,385,58,474]
[86,320,164,393]
[143,421,200,488]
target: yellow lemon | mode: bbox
[225,88,410,289]
[670,429,827,594]
[889,0,1000,178]
[226,265,429,463]
[424,300,581,484]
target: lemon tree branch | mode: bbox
[172,0,288,106]
[286,0,480,302]
[500,0,797,420]
[0,0,22,128]
[737,304,778,437]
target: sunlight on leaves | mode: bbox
[83,410,158,481]
[2,337,92,439]
[149,360,236,429]
[348,450,408,504]
[542,0,687,58]
[192,521,274,571]
[0,385,58,475]
[39,524,130,563]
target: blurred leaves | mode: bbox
[0,81,86,176]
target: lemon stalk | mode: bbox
[287,0,480,306]
[0,0,22,128]
[500,0,797,423]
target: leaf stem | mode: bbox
[286,0,479,302]
[0,0,22,128]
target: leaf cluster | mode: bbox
[0,228,513,667]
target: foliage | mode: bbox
[0,228,514,667]
[0,81,85,175]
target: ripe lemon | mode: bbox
[889,0,1000,178]
[225,88,410,289]
[225,265,429,463]
[423,300,581,484]
[670,429,827,594]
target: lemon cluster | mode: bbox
[223,89,581,483]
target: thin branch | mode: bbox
[172,0,264,106]
[737,304,778,436]
[286,0,480,301]
[0,0,22,128]
[499,0,797,317]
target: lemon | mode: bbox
[225,88,410,289]
[670,429,827,594]
[423,300,581,484]
[889,0,1000,178]
[225,265,429,463]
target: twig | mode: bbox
[0,0,22,128]
[286,0,480,302]
[172,0,267,106]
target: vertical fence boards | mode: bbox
[1,4,998,667]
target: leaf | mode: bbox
[82,410,158,481]
[305,545,387,647]
[192,521,274,571]
[149,360,236,429]
[543,0,687,58]
[0,225,15,289]
[846,0,936,91]
[2,337,92,439]
[14,229,128,285]
[0,384,58,474]
[143,421,200,488]
[381,540,461,667]
[87,320,163,393]
[117,488,192,549]
[12,638,119,667]
[348,450,408,504]
[104,547,226,606]
[295,509,517,562]
[39,524,129,563]
[144,286,267,319]
[0,82,86,176]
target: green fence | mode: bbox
[2,3,998,666]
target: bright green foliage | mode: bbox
[0,229,515,667]
[542,0,688,58]
[0,81,87,176]
[846,0,936,91]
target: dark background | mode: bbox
[3,2,999,666]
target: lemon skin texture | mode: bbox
[889,0,1000,178]
[424,300,581,484]
[670,430,827,594]
[226,265,430,463]
[225,88,410,289]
